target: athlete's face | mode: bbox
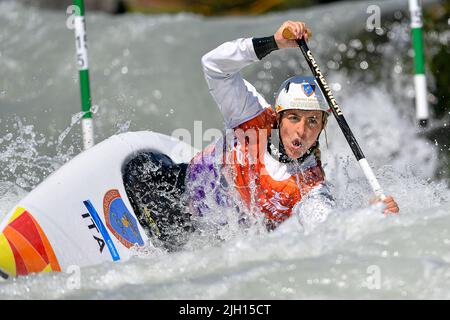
[278,110,324,159]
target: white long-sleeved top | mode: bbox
[197,37,334,230]
[201,38,271,129]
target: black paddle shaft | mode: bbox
[296,38,365,162]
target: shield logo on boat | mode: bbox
[302,83,315,97]
[103,189,144,249]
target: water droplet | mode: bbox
[331,83,342,91]
[16,177,27,188]
[375,28,384,36]
[23,125,34,135]
[111,58,120,67]
[333,53,342,62]
[366,42,375,53]
[152,90,162,100]
[327,60,338,69]
[360,61,369,70]
[349,39,363,50]
[346,49,356,58]
[121,66,128,74]
[116,120,131,134]
[394,11,403,20]
[91,105,99,114]
[338,43,347,52]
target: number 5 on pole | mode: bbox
[73,0,94,150]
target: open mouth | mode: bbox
[291,139,303,150]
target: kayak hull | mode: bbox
[0,131,197,278]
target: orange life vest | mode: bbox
[188,108,325,229]
[227,108,325,228]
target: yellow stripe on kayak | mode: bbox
[0,232,16,277]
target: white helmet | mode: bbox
[275,75,330,114]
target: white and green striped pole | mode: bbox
[73,0,94,149]
[409,0,429,127]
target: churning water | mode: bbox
[1,0,449,299]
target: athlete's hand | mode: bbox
[382,196,399,214]
[370,195,399,214]
[274,20,310,49]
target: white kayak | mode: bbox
[0,131,198,279]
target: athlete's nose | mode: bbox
[295,118,307,139]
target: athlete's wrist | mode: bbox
[252,36,279,60]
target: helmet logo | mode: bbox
[302,83,315,97]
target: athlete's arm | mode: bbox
[201,21,309,129]
[201,38,270,129]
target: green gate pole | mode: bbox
[409,0,429,127]
[73,0,94,149]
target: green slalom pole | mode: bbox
[73,0,94,149]
[409,0,429,127]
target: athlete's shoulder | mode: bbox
[236,108,277,131]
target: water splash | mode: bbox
[0,0,449,300]
[0,117,60,190]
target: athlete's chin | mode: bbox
[286,147,305,160]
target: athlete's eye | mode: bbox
[288,115,299,122]
[308,117,318,127]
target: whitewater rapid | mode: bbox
[1,0,449,299]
